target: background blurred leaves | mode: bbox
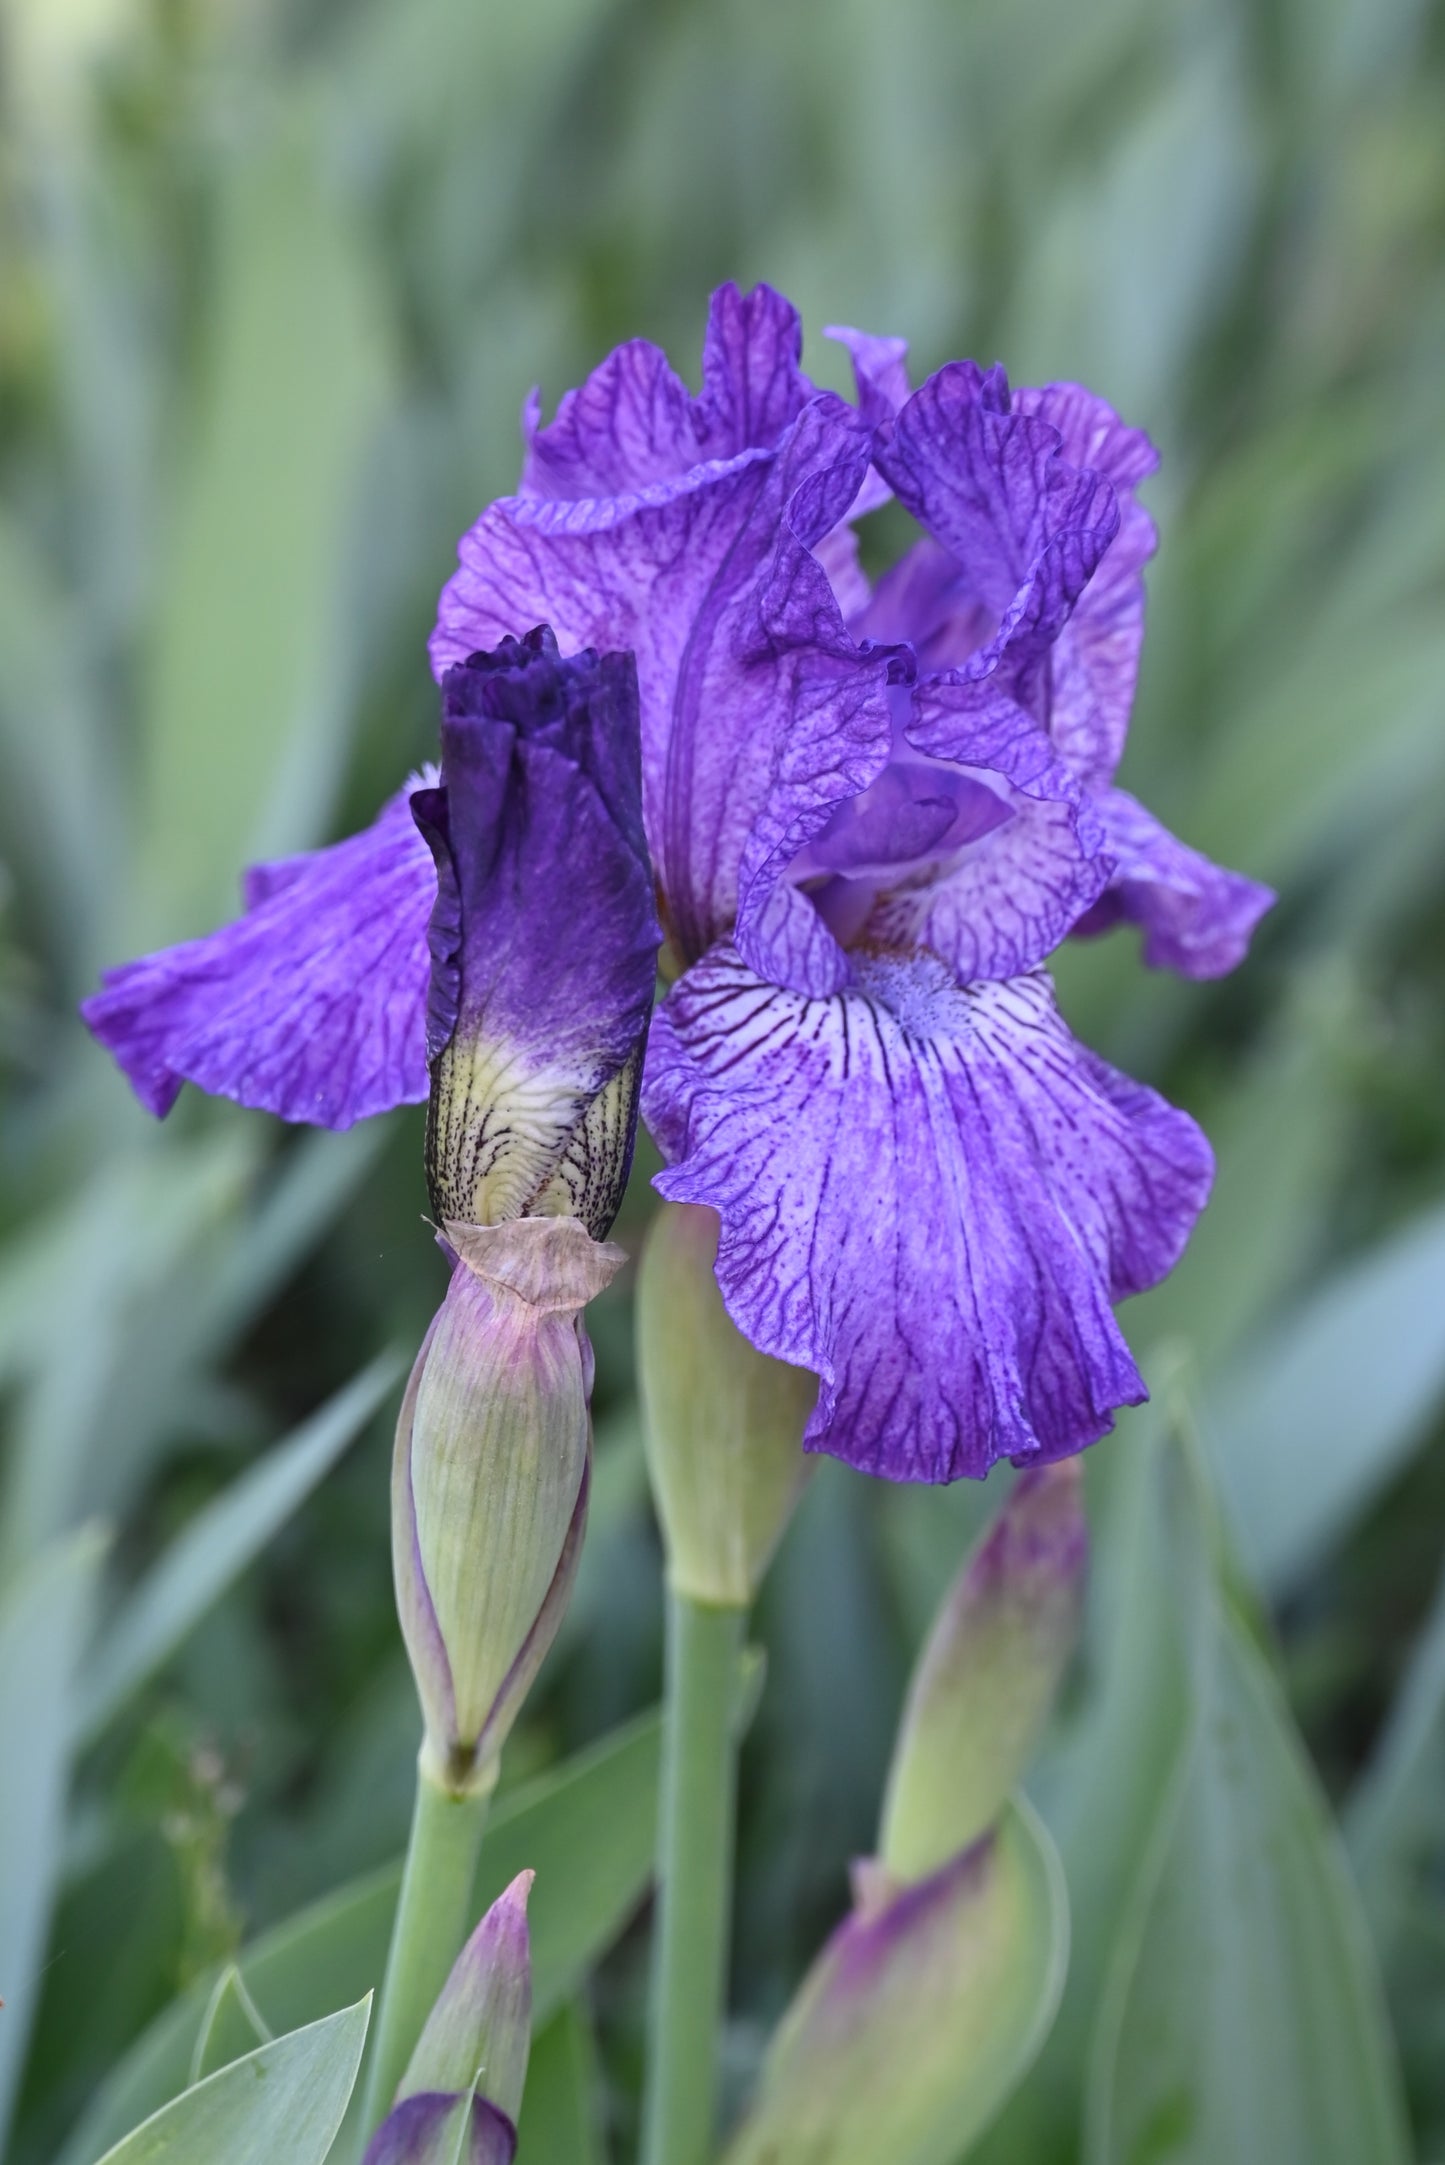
[1,0,1444,2158]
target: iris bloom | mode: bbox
[429,286,1269,1481]
[84,288,1270,1484]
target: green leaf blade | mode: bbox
[76,1354,401,1740]
[1085,1450,1410,2165]
[59,1713,660,2165]
[0,1528,106,2152]
[94,1997,370,2165]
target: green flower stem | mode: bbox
[641,1590,748,2165]
[360,1764,490,2138]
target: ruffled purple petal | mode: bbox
[846,534,992,665]
[1013,383,1158,789]
[519,345,702,499]
[855,681,1112,980]
[643,946,1213,1483]
[81,784,435,1126]
[823,323,910,527]
[519,283,811,501]
[874,362,1121,689]
[700,279,815,449]
[1072,788,1275,977]
[433,379,893,976]
[362,2092,516,2165]
[826,324,911,431]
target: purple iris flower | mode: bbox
[428,285,1271,1483]
[82,628,661,1241]
[83,285,1269,1485]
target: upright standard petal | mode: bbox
[433,383,893,980]
[414,627,660,1238]
[643,947,1213,1483]
[81,783,435,1126]
[1073,787,1276,977]
[520,282,812,499]
[1013,382,1159,790]
[874,361,1121,690]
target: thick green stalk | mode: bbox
[640,1590,747,2165]
[360,1765,489,2138]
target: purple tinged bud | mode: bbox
[394,1217,624,1796]
[362,1874,534,2165]
[404,1872,533,2113]
[637,1202,817,1605]
[879,1463,1087,1881]
[362,2094,516,2165]
[722,1805,1067,2165]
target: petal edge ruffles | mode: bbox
[643,946,1213,1483]
[82,784,435,1126]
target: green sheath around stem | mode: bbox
[359,1765,490,2138]
[640,1590,748,2165]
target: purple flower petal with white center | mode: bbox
[1072,787,1276,978]
[432,312,897,980]
[81,782,436,1126]
[643,945,1213,1483]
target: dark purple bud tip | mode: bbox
[415,625,660,1240]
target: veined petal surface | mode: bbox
[82,783,435,1125]
[431,293,895,974]
[643,946,1213,1482]
[1013,381,1158,789]
[874,362,1121,688]
[1074,787,1277,978]
[852,680,1112,981]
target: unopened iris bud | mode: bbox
[637,1201,817,1606]
[394,1216,624,1797]
[879,1462,1087,1881]
[364,1871,534,2164]
[723,1808,1066,2165]
[412,627,661,1242]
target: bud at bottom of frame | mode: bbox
[393,1216,623,1797]
[364,1871,535,2165]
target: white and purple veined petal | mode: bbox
[643,946,1213,1484]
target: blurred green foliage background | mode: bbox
[1,0,1444,2159]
